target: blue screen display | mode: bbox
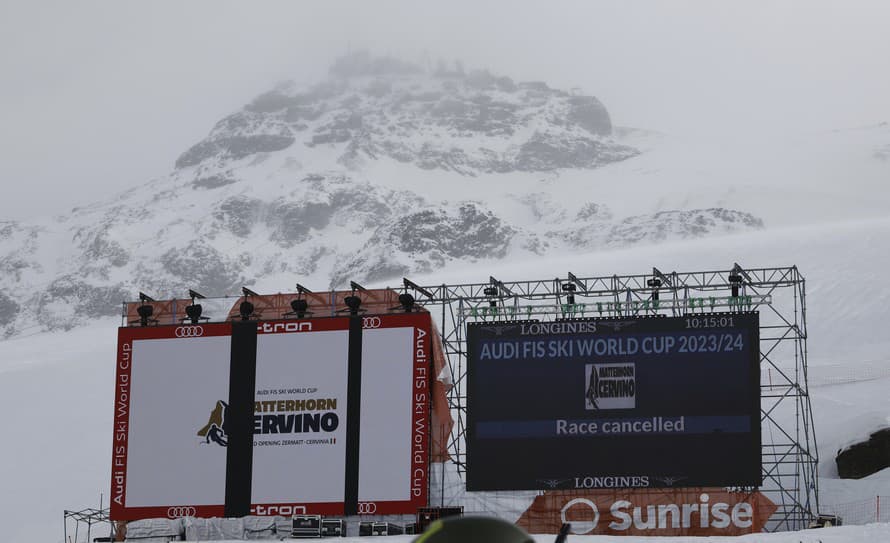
[466,313,761,491]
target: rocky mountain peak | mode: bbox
[175,52,635,176]
[0,54,766,338]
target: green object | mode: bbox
[413,516,535,543]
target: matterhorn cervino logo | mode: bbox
[585,364,636,410]
[197,400,229,447]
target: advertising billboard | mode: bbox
[515,488,777,536]
[111,312,431,520]
[466,313,760,491]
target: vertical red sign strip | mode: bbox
[110,327,134,520]
[410,312,432,512]
[110,324,232,521]
[354,312,432,515]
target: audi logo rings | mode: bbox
[167,506,197,518]
[175,326,204,338]
[356,502,378,514]
[361,317,382,329]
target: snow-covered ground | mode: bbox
[150,523,890,543]
[116,523,890,543]
[2,215,890,541]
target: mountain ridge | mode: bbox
[0,54,772,337]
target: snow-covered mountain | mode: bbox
[0,53,783,338]
[2,53,890,543]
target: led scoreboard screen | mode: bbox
[466,313,761,491]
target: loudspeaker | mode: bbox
[292,515,322,538]
[372,522,403,536]
[320,518,345,537]
[359,522,404,536]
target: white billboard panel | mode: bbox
[126,335,232,507]
[251,329,350,505]
[358,326,415,502]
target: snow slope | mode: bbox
[137,523,890,543]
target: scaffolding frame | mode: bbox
[409,264,818,532]
[64,507,113,543]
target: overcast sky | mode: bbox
[1,0,888,220]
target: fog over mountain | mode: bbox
[3,2,890,222]
[0,52,792,338]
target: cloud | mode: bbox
[1,0,888,219]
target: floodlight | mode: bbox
[286,284,313,319]
[647,277,663,302]
[561,282,576,305]
[289,298,309,318]
[135,304,154,327]
[728,273,743,298]
[133,291,158,327]
[183,289,208,324]
[185,303,203,324]
[344,295,362,315]
[239,300,255,320]
[483,286,498,308]
[398,292,416,312]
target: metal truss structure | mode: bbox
[64,507,113,543]
[408,264,818,532]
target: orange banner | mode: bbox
[516,488,776,536]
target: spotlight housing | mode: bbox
[647,278,663,302]
[285,299,308,319]
[136,304,154,327]
[728,273,743,298]
[561,282,577,305]
[185,303,203,324]
[238,287,259,320]
[183,289,208,324]
[483,286,498,308]
[239,300,255,320]
[398,292,416,312]
[285,285,313,319]
[344,295,362,315]
[130,292,158,326]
